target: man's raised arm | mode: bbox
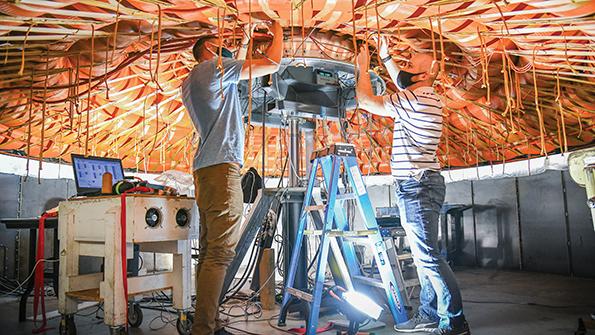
[239,21,283,79]
[355,44,393,117]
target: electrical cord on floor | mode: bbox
[220,236,286,320]
[222,313,294,335]
[267,316,296,334]
[76,302,103,317]
[220,237,262,305]
[221,192,285,305]
[0,259,59,296]
[221,301,263,319]
[147,291,178,331]
[0,278,24,295]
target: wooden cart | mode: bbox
[57,194,198,335]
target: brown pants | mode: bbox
[192,163,243,335]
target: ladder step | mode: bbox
[305,205,326,212]
[352,275,384,289]
[391,229,408,238]
[303,229,378,237]
[397,253,413,261]
[404,279,420,288]
[353,276,419,289]
[336,193,356,200]
[286,287,313,302]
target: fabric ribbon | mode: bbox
[32,211,58,334]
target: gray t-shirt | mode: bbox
[181,58,245,171]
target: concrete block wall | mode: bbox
[360,171,595,278]
[1,169,594,282]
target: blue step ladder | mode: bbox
[277,143,409,334]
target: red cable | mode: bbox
[119,186,152,329]
[119,193,129,330]
[31,186,152,333]
[32,211,58,334]
[288,322,334,334]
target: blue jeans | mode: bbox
[395,171,465,331]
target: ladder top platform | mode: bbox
[311,143,356,161]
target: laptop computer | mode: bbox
[71,154,125,196]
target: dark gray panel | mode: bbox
[17,177,70,280]
[518,170,569,275]
[563,171,595,278]
[0,173,20,218]
[0,173,21,278]
[472,178,520,269]
[20,177,69,216]
[444,181,475,266]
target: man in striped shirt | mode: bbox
[356,40,470,335]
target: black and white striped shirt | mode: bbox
[382,86,443,179]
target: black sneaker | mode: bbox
[431,321,471,335]
[214,328,234,335]
[394,313,439,332]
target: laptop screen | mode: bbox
[71,154,125,195]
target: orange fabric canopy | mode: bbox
[0,0,593,176]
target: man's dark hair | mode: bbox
[192,35,216,62]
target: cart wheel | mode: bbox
[127,303,143,328]
[59,315,77,335]
[109,326,127,335]
[176,312,193,335]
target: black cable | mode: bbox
[138,254,144,272]
[225,236,260,294]
[76,303,103,317]
[222,195,273,299]
[222,194,282,304]
[225,324,262,335]
[158,290,171,302]
[222,245,261,304]
[277,153,289,188]
[306,239,321,273]
[220,237,262,304]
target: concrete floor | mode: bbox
[1,269,594,335]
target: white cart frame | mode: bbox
[58,195,198,334]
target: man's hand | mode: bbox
[238,23,257,60]
[241,23,257,43]
[355,43,392,117]
[372,34,402,90]
[239,20,283,79]
[371,34,390,59]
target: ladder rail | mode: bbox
[306,155,342,335]
[343,156,409,323]
[319,156,362,279]
[278,158,319,323]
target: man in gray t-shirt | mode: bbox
[181,22,283,335]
